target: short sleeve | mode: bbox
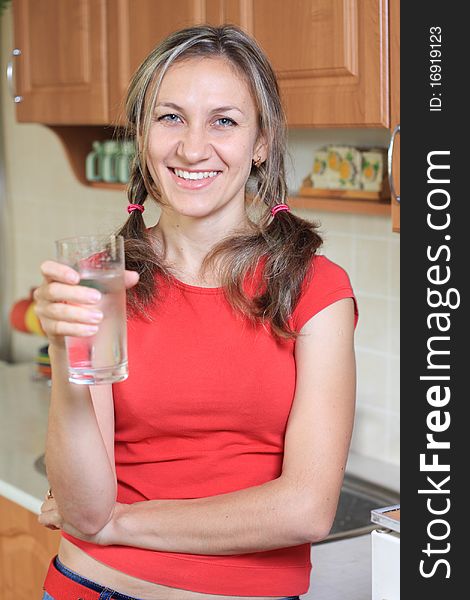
[292,255,359,332]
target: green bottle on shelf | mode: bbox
[85,141,104,182]
[101,140,120,183]
[117,140,135,184]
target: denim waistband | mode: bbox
[53,556,143,599]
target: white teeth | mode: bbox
[174,169,219,180]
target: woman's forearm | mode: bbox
[110,476,319,555]
[46,345,117,534]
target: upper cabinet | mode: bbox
[250,0,388,127]
[108,0,389,127]
[13,0,109,124]
[12,0,389,128]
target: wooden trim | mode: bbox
[298,186,390,202]
[289,196,391,216]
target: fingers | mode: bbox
[36,281,101,305]
[35,261,102,340]
[38,510,62,529]
[124,269,139,289]
[35,260,139,341]
[40,260,80,284]
[38,495,62,530]
[42,492,57,506]
[35,291,103,339]
[40,317,100,338]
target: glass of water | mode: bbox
[55,234,128,385]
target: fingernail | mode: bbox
[86,325,99,334]
[89,311,103,323]
[89,291,102,302]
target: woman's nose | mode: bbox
[176,125,211,163]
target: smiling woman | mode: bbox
[36,24,358,600]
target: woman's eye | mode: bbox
[157,114,182,124]
[215,117,236,127]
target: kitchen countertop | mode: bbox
[0,361,392,599]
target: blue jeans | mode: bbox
[42,555,301,599]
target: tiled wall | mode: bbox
[1,8,399,466]
[296,209,400,465]
[287,131,400,466]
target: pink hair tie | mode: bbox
[271,203,290,217]
[127,203,145,214]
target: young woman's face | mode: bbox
[147,57,266,220]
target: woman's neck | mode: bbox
[150,210,251,285]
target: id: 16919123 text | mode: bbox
[429,26,442,112]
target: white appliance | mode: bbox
[371,505,400,600]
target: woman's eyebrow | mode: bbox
[155,102,184,111]
[155,101,244,115]
[210,105,244,115]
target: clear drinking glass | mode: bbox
[55,234,128,385]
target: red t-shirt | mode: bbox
[63,254,358,596]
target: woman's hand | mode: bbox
[38,492,124,546]
[38,492,63,531]
[34,261,139,348]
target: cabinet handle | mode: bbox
[6,48,23,103]
[387,124,400,203]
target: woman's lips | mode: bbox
[168,167,221,190]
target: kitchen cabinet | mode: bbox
[251,0,388,127]
[106,0,388,128]
[12,0,388,128]
[0,495,60,599]
[12,0,109,124]
[11,0,253,126]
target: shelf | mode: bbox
[290,181,391,215]
[48,124,124,187]
[289,196,391,216]
[298,186,389,202]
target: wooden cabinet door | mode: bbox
[13,0,109,124]
[390,0,400,232]
[248,0,389,127]
[108,0,388,128]
[0,496,60,600]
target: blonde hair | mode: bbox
[118,25,322,338]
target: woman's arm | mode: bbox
[36,261,137,534]
[65,297,356,554]
[45,348,117,533]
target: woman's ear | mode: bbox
[253,136,268,166]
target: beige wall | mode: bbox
[1,6,399,466]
